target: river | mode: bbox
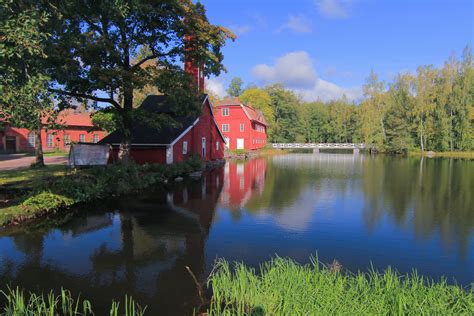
[0,153,473,314]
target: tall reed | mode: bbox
[207,257,474,315]
[0,286,146,316]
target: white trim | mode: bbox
[170,118,200,146]
[166,145,173,164]
[205,96,227,142]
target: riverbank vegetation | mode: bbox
[226,47,473,155]
[0,159,202,227]
[207,257,474,315]
[1,286,145,316]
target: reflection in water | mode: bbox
[0,168,223,315]
[0,154,473,314]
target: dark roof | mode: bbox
[100,95,207,146]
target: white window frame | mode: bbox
[240,123,244,132]
[64,134,70,145]
[28,132,35,148]
[46,134,53,148]
[183,141,188,154]
[93,134,99,143]
[216,141,219,151]
[79,134,85,143]
[222,124,229,132]
[201,137,206,158]
[222,107,229,116]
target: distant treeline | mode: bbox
[217,47,473,153]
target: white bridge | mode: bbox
[272,143,365,154]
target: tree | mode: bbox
[240,87,275,138]
[44,0,234,163]
[227,77,243,97]
[265,84,300,142]
[0,1,55,167]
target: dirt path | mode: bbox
[0,154,68,171]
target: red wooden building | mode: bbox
[0,110,106,153]
[100,94,226,164]
[214,98,268,150]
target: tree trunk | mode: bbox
[34,116,45,168]
[449,110,454,151]
[419,119,424,152]
[118,81,133,164]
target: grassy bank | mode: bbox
[0,159,203,227]
[207,258,474,315]
[1,287,145,316]
[408,150,474,159]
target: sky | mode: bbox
[201,0,474,102]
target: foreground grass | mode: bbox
[1,286,145,316]
[207,257,474,315]
[0,160,202,227]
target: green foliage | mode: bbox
[207,257,474,315]
[240,87,275,135]
[0,286,145,316]
[227,77,244,97]
[91,111,119,133]
[22,192,74,212]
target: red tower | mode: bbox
[184,36,205,94]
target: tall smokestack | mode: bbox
[184,35,205,94]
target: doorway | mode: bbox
[237,138,244,150]
[5,136,17,153]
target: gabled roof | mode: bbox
[100,94,225,146]
[216,98,268,126]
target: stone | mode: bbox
[174,176,184,182]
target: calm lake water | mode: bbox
[1,154,473,314]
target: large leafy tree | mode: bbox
[227,77,243,97]
[240,87,275,138]
[44,0,234,163]
[0,0,56,167]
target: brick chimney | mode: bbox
[184,36,205,94]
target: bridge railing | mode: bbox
[272,143,365,149]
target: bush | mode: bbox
[22,192,74,212]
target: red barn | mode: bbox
[100,94,225,164]
[214,98,268,150]
[0,110,106,153]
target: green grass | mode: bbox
[408,150,474,159]
[0,286,146,316]
[207,257,474,315]
[0,165,66,187]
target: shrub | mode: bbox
[22,192,74,212]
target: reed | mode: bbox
[206,257,474,315]
[0,286,145,316]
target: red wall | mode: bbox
[214,105,267,150]
[0,125,106,153]
[173,99,224,163]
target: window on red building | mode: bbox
[28,133,35,148]
[222,108,229,116]
[240,123,244,132]
[79,134,85,142]
[93,135,99,143]
[46,134,53,148]
[64,134,70,145]
[222,124,229,132]
[183,141,188,154]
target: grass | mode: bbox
[0,286,145,316]
[408,150,474,159]
[0,158,203,227]
[0,165,66,187]
[207,257,474,315]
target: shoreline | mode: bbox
[0,159,224,228]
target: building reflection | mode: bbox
[0,168,224,315]
[219,158,267,210]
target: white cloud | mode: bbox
[251,51,362,102]
[279,14,312,33]
[252,51,317,89]
[297,79,362,102]
[205,77,226,98]
[230,24,251,36]
[316,0,351,19]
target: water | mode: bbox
[1,154,473,314]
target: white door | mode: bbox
[237,138,244,150]
[224,137,230,149]
[201,137,206,158]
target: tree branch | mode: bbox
[48,88,122,110]
[131,50,176,70]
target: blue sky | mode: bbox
[201,0,473,101]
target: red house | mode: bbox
[0,110,106,153]
[100,94,226,164]
[214,98,268,150]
